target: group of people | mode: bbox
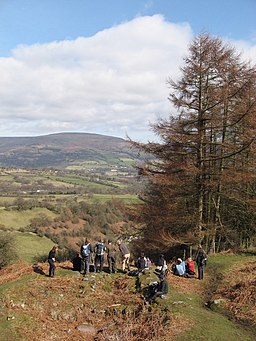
[171,246,208,280]
[144,246,207,303]
[47,243,207,305]
[73,239,131,275]
[133,246,207,281]
[48,239,131,277]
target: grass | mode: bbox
[119,158,136,166]
[134,254,256,340]
[0,254,255,340]
[171,291,255,341]
[89,193,141,204]
[0,207,57,229]
[50,175,113,189]
[170,253,256,341]
[0,275,35,341]
[14,232,54,263]
[205,253,252,271]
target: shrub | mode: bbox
[0,231,17,268]
[57,247,77,262]
[30,213,52,228]
[34,246,76,263]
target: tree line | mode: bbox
[132,34,256,254]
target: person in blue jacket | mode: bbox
[80,239,93,275]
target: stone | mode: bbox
[76,323,96,335]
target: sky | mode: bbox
[0,0,256,142]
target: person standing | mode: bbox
[117,240,130,273]
[106,240,117,274]
[48,246,57,277]
[156,254,168,273]
[94,239,106,273]
[80,239,93,275]
[195,245,207,280]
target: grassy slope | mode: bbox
[90,193,141,204]
[14,232,54,263]
[0,254,255,341]
[0,207,57,229]
[172,254,256,341]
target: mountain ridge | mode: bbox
[0,132,137,168]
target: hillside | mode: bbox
[0,256,255,341]
[0,132,139,169]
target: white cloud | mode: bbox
[231,40,256,64]
[0,15,255,142]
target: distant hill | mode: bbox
[0,132,139,168]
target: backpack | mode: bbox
[81,243,91,257]
[95,243,105,255]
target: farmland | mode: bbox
[0,165,143,256]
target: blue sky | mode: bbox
[0,0,255,140]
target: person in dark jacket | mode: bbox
[72,252,82,272]
[155,254,168,273]
[136,252,147,273]
[80,239,93,275]
[148,273,169,303]
[48,246,57,277]
[195,245,207,280]
[94,239,106,273]
[106,240,117,274]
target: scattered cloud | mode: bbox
[0,15,255,141]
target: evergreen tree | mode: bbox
[132,34,256,252]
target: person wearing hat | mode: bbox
[148,273,169,303]
[174,258,186,276]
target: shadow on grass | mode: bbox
[32,265,47,276]
[59,265,73,270]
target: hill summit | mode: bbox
[0,132,137,169]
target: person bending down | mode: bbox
[148,273,169,303]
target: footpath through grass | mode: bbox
[170,253,256,341]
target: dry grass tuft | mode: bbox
[217,261,256,326]
[0,259,32,284]
[1,261,191,340]
[170,272,202,295]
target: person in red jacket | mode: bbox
[186,257,195,276]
